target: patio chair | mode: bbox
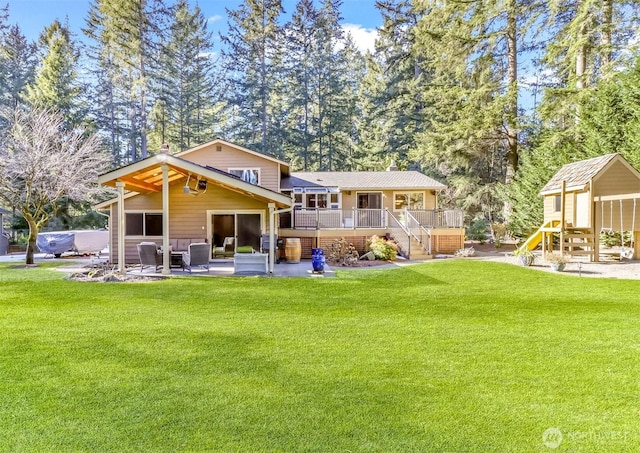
[261,234,277,254]
[213,236,234,258]
[182,242,211,273]
[137,242,162,272]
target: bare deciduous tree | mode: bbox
[0,107,108,264]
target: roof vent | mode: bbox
[386,160,398,171]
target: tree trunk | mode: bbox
[505,1,518,185]
[601,0,612,66]
[575,0,587,92]
[25,218,39,265]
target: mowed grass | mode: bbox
[0,260,639,452]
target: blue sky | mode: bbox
[6,0,382,52]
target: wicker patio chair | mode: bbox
[136,242,162,272]
[182,242,211,273]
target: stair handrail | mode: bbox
[405,210,432,255]
[385,209,411,257]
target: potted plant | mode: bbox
[545,252,570,271]
[513,248,535,266]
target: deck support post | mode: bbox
[161,163,171,275]
[268,203,275,275]
[560,180,566,254]
[116,181,126,274]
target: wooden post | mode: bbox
[161,163,171,275]
[590,180,598,262]
[116,181,126,274]
[560,180,566,254]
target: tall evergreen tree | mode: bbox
[537,0,638,126]
[283,0,319,169]
[84,0,168,163]
[25,20,84,127]
[358,0,426,170]
[150,0,220,152]
[325,33,365,170]
[222,0,285,156]
[408,0,540,219]
[282,0,361,170]
[0,24,37,110]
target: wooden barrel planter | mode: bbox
[285,238,301,263]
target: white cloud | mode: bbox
[341,23,378,54]
[208,15,223,24]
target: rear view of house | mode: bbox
[96,139,464,273]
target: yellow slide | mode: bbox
[519,220,559,252]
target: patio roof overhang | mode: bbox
[97,153,293,209]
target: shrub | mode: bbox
[600,231,632,247]
[366,235,397,261]
[467,218,489,243]
[491,222,508,248]
[326,238,359,266]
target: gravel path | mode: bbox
[471,249,640,280]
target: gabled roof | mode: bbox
[282,171,447,191]
[96,153,292,208]
[175,138,290,175]
[540,153,633,195]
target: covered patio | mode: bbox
[96,150,293,275]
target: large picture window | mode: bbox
[229,168,260,185]
[125,212,163,236]
[307,193,328,208]
[394,192,424,211]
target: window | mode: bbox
[229,168,260,185]
[357,192,382,209]
[394,192,424,211]
[330,193,340,209]
[554,195,562,212]
[307,193,328,208]
[125,212,163,236]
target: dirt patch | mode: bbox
[464,240,517,257]
[7,264,40,269]
[65,264,163,283]
[329,259,393,268]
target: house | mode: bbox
[520,153,640,261]
[96,139,464,273]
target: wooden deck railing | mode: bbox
[287,208,463,230]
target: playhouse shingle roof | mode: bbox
[282,171,446,191]
[540,153,619,194]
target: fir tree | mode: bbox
[0,24,37,110]
[221,0,285,156]
[25,20,84,127]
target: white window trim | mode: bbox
[393,191,426,212]
[228,168,261,185]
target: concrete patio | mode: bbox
[0,252,335,278]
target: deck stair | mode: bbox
[387,233,431,260]
[407,235,431,260]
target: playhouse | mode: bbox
[520,153,640,261]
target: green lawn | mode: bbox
[0,260,638,452]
